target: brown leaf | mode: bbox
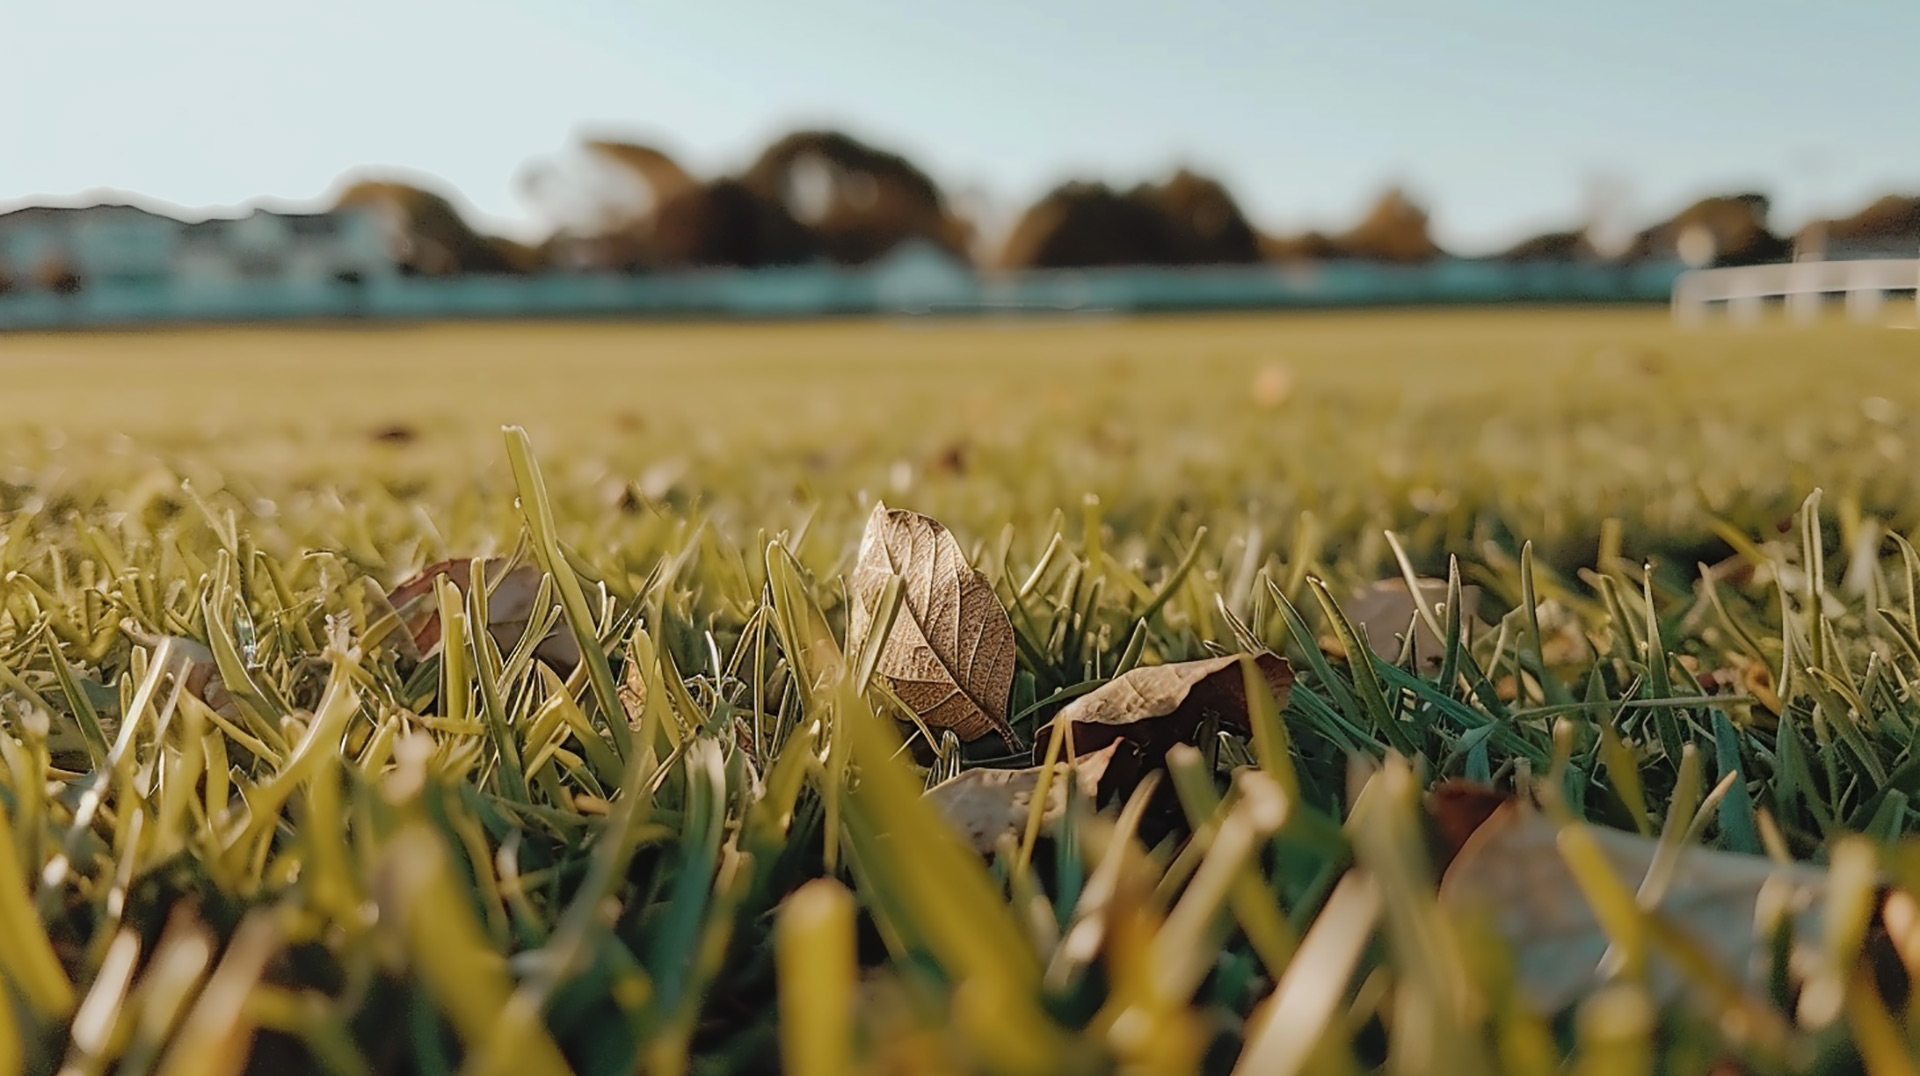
[923,744,1118,855]
[928,440,970,477]
[370,423,419,445]
[847,503,1018,746]
[1430,784,1915,1017]
[1438,796,1840,1014]
[386,558,580,672]
[1424,779,1513,874]
[1035,652,1294,767]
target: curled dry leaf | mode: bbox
[1035,652,1294,770]
[924,743,1118,856]
[1328,577,1484,668]
[847,503,1018,747]
[1435,789,1864,1015]
[386,558,580,672]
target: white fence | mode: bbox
[1672,257,1920,324]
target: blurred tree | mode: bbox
[532,140,817,271]
[998,181,1177,269]
[334,181,540,276]
[1622,193,1787,267]
[579,141,700,212]
[651,179,818,268]
[519,140,676,244]
[1333,187,1443,264]
[1497,230,1598,262]
[1153,170,1264,263]
[1259,230,1343,262]
[1256,187,1445,264]
[1797,194,1920,257]
[997,169,1261,269]
[741,130,972,264]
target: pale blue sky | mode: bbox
[4,0,1917,253]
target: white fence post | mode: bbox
[1787,263,1820,323]
[1671,276,1705,326]
[1848,266,1883,322]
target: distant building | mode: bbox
[0,202,397,297]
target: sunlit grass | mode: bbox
[2,310,1919,1074]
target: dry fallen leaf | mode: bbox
[386,558,580,672]
[924,743,1118,855]
[847,503,1018,747]
[1330,577,1484,668]
[1424,779,1512,874]
[1035,653,1294,770]
[1437,792,1843,1014]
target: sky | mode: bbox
[4,0,1918,254]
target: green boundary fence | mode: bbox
[0,259,1688,329]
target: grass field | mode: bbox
[6,311,1919,566]
[4,309,1920,1075]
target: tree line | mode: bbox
[324,129,1916,277]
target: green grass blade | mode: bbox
[503,426,631,759]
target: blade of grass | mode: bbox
[503,426,630,759]
[776,880,856,1076]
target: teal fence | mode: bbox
[0,259,1687,330]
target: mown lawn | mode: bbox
[2,310,1919,1075]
